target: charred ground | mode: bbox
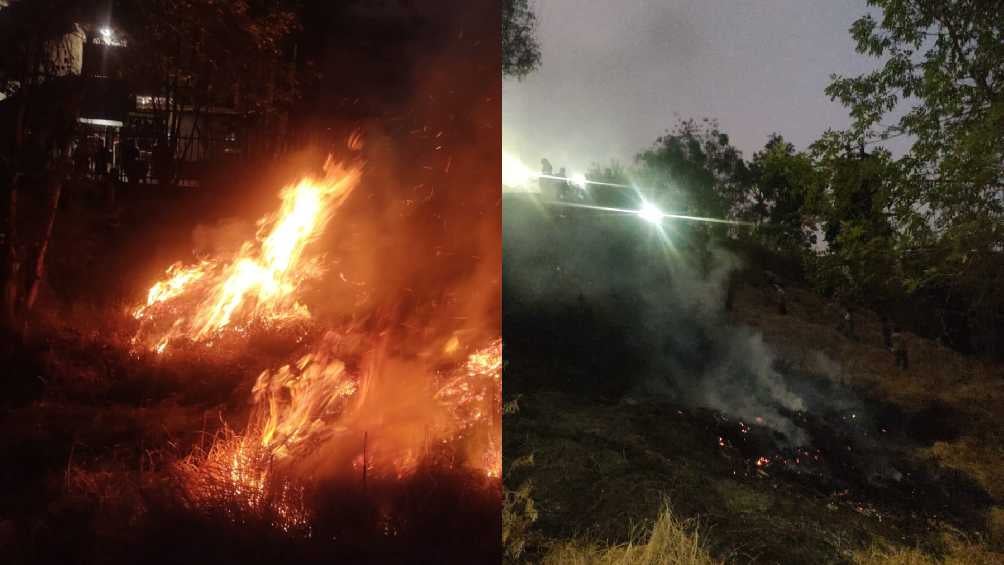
[502,195,1003,563]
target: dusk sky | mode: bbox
[503,0,898,176]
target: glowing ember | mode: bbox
[464,338,502,379]
[248,334,498,480]
[131,158,362,353]
[464,339,502,478]
[436,339,501,433]
[176,427,311,535]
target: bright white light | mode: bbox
[638,201,664,224]
[79,117,124,127]
[570,173,587,188]
[100,27,113,38]
[502,151,535,189]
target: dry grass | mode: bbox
[541,504,720,565]
[503,476,539,561]
[172,425,311,535]
[503,394,539,562]
[922,439,1004,500]
[852,534,1004,565]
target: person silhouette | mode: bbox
[556,167,570,200]
[539,158,554,199]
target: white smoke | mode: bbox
[503,197,825,444]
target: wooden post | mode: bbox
[2,180,20,337]
[22,168,63,331]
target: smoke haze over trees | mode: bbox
[519,0,1003,358]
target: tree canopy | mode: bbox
[825,0,1003,345]
[635,118,749,222]
[579,0,1004,355]
[502,0,541,79]
[747,134,816,251]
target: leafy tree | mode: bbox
[0,0,98,161]
[635,118,751,223]
[502,0,541,79]
[803,131,903,307]
[584,161,635,208]
[827,0,1004,352]
[115,0,300,167]
[746,134,817,251]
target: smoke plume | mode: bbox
[503,198,833,445]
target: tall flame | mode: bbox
[132,159,362,353]
[139,152,501,532]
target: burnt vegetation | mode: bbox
[502,201,1002,563]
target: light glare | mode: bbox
[638,201,664,224]
[502,152,534,188]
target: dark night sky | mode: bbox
[503,0,906,175]
[295,1,499,133]
[296,1,422,121]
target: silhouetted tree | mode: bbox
[747,134,816,251]
[828,0,1004,354]
[116,0,299,169]
[502,0,541,79]
[636,118,751,224]
[0,0,301,340]
[804,131,900,306]
[0,0,96,339]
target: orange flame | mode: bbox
[132,159,362,353]
[251,332,362,464]
[146,149,501,531]
[242,334,502,479]
[176,335,501,530]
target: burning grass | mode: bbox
[114,150,503,542]
[131,158,362,354]
[174,425,312,536]
[5,5,503,557]
[171,335,501,536]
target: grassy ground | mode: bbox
[504,264,1003,564]
[541,504,721,565]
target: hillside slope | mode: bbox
[503,252,1003,564]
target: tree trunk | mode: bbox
[1,177,20,338]
[20,166,64,334]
